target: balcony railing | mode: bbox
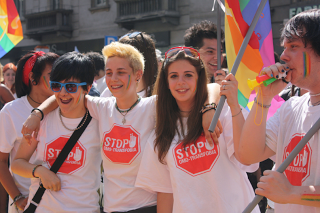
[24,4,73,40]
[115,0,179,28]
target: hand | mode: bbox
[258,63,291,101]
[220,74,239,110]
[15,196,28,211]
[37,167,61,192]
[21,113,41,145]
[202,108,223,145]
[255,170,294,204]
[214,69,227,85]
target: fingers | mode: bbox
[261,63,290,79]
[204,131,214,146]
[216,119,223,134]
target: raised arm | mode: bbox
[238,63,289,164]
[202,83,223,145]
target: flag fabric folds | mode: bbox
[225,0,284,118]
[0,0,23,58]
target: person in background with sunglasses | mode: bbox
[101,31,158,98]
[0,51,59,213]
[135,48,259,213]
[21,42,221,213]
[11,52,101,212]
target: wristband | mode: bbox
[254,97,271,109]
[200,103,217,114]
[10,193,23,206]
[202,107,216,114]
[32,165,42,178]
[31,108,44,121]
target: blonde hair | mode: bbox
[102,42,145,74]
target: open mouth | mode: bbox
[60,98,72,104]
[176,89,189,94]
[111,85,123,90]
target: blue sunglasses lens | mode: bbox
[50,82,78,93]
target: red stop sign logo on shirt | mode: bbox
[102,124,140,164]
[44,136,86,174]
[173,133,220,176]
[283,133,312,186]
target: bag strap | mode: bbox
[24,112,92,213]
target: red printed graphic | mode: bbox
[102,124,140,164]
[283,133,312,186]
[44,136,86,174]
[173,133,220,176]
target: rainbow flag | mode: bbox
[225,0,284,118]
[0,0,23,58]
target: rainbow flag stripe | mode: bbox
[301,194,320,201]
[225,0,274,107]
[303,52,311,78]
[0,0,23,58]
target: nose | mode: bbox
[110,73,118,81]
[60,86,68,95]
[280,49,289,63]
[177,76,185,85]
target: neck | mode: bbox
[136,80,145,93]
[60,103,87,119]
[177,101,193,117]
[27,90,50,108]
[116,94,138,109]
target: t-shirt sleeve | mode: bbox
[100,87,112,98]
[86,96,106,120]
[222,104,259,173]
[265,104,281,153]
[135,133,173,193]
[0,109,17,153]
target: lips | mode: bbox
[60,98,72,104]
[111,85,123,90]
[176,89,189,94]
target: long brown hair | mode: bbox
[153,51,208,163]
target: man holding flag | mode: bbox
[238,9,320,212]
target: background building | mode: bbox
[2,0,319,65]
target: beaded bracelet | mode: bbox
[200,103,217,114]
[254,97,271,109]
[10,193,23,206]
[202,107,216,114]
[32,165,42,178]
[31,108,44,121]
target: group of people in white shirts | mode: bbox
[1,8,320,213]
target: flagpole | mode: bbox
[242,116,320,213]
[217,1,222,72]
[208,0,268,133]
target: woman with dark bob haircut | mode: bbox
[12,52,101,212]
[136,47,260,213]
[0,51,59,212]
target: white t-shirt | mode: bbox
[101,87,147,98]
[26,108,101,213]
[87,96,157,212]
[93,76,108,94]
[0,96,36,196]
[136,103,259,213]
[266,93,320,213]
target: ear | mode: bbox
[28,71,34,82]
[135,69,143,82]
[86,85,92,93]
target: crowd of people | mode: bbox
[0,8,319,213]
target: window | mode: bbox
[92,0,107,7]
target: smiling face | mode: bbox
[105,56,141,100]
[280,37,320,90]
[199,38,223,80]
[3,69,15,88]
[54,78,89,118]
[167,60,198,111]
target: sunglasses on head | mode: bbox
[50,81,87,93]
[119,31,146,45]
[165,47,200,60]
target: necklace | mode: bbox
[28,95,41,105]
[308,99,320,107]
[310,92,320,97]
[59,108,88,131]
[115,96,141,125]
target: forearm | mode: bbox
[157,192,173,213]
[33,95,58,118]
[230,105,245,161]
[289,185,320,207]
[0,161,21,199]
[206,83,220,104]
[239,101,273,164]
[11,159,37,179]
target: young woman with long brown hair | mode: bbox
[136,47,260,213]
